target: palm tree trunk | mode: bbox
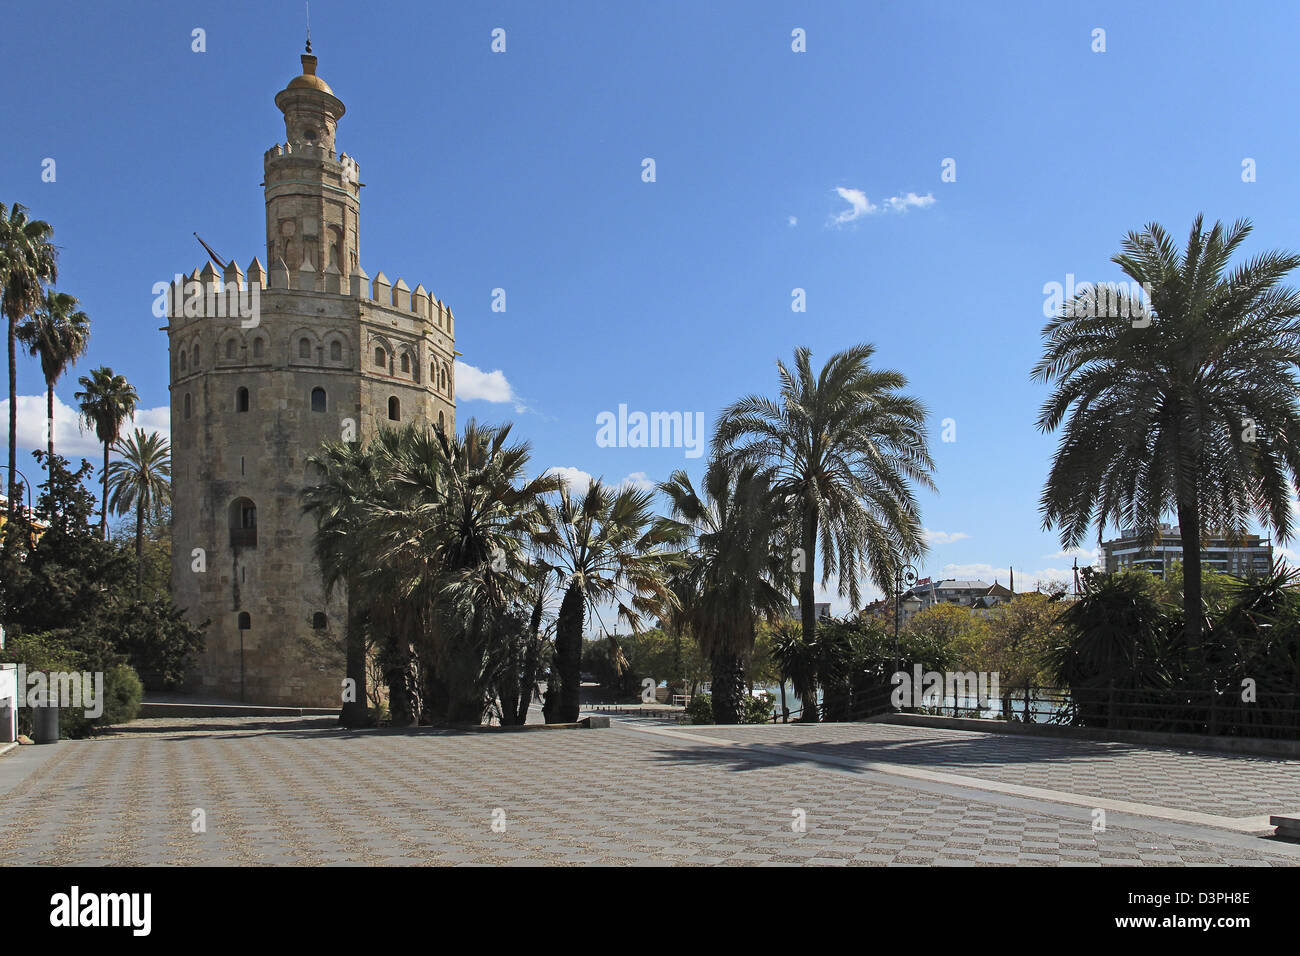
[515,591,545,724]
[100,440,109,539]
[339,589,368,728]
[498,636,521,726]
[1177,497,1203,652]
[551,582,584,723]
[46,382,55,463]
[799,502,820,722]
[6,312,15,517]
[135,498,144,600]
[711,648,745,724]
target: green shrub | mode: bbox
[101,599,206,690]
[3,631,82,738]
[100,664,143,726]
[741,691,776,724]
[59,664,143,738]
[684,692,713,724]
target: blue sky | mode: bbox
[4,0,1300,608]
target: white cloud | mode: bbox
[830,187,875,224]
[544,466,656,495]
[938,562,1074,591]
[883,191,936,212]
[454,361,527,412]
[1043,545,1099,562]
[545,466,594,492]
[923,528,970,545]
[622,471,655,492]
[937,562,1009,583]
[829,186,936,226]
[0,393,170,464]
[787,215,798,227]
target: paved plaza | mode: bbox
[1,716,1298,866]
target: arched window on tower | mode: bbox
[179,350,188,372]
[400,353,410,374]
[374,346,386,369]
[312,612,327,630]
[238,612,251,631]
[330,340,342,362]
[225,339,236,360]
[299,337,311,360]
[192,344,200,367]
[388,396,400,421]
[253,338,265,360]
[229,497,257,549]
[236,387,250,413]
[437,410,445,433]
[311,387,326,412]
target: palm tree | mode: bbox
[75,367,138,539]
[714,344,936,719]
[0,203,58,515]
[16,289,90,462]
[375,420,561,724]
[106,429,172,600]
[536,478,682,723]
[770,616,823,721]
[1033,216,1300,649]
[302,436,386,728]
[660,460,792,723]
[503,557,561,725]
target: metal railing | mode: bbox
[909,684,1300,741]
[769,684,897,724]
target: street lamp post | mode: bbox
[3,466,33,517]
[893,562,918,683]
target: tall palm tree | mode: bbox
[660,460,793,723]
[75,367,138,539]
[0,203,58,515]
[536,478,682,723]
[714,344,936,719]
[1033,216,1300,649]
[105,429,171,600]
[16,289,90,462]
[302,436,386,728]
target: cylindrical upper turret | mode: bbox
[264,49,360,278]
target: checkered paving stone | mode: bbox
[671,722,1300,818]
[0,716,1294,866]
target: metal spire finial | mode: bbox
[305,1,312,53]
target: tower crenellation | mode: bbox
[167,44,457,706]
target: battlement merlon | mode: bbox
[165,259,455,335]
[263,143,360,188]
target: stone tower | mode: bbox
[168,47,457,706]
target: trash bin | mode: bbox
[32,705,59,744]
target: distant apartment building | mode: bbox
[909,578,1014,613]
[791,602,832,622]
[861,577,1016,624]
[1100,525,1272,578]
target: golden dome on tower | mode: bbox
[287,52,333,94]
